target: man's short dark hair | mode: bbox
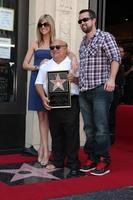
[79,9,96,19]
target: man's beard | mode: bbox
[81,25,92,34]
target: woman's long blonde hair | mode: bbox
[36,14,56,44]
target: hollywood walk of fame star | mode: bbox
[50,73,66,91]
[0,163,60,182]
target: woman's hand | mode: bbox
[42,96,52,110]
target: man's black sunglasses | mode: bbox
[38,22,50,28]
[78,17,92,24]
[50,45,67,50]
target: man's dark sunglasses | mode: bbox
[78,17,92,24]
[38,22,50,28]
[50,45,67,50]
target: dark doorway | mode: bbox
[105,0,133,53]
[89,0,133,52]
[0,0,29,153]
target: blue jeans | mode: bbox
[79,85,113,163]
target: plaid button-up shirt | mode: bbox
[79,29,121,91]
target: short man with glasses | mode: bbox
[78,9,121,176]
[35,39,82,178]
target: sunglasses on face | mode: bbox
[78,17,92,24]
[50,45,67,50]
[38,22,50,28]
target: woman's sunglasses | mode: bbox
[38,22,50,28]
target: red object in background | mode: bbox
[115,104,133,152]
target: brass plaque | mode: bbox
[47,70,71,108]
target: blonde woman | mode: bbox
[23,14,55,165]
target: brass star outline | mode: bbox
[0,163,60,182]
